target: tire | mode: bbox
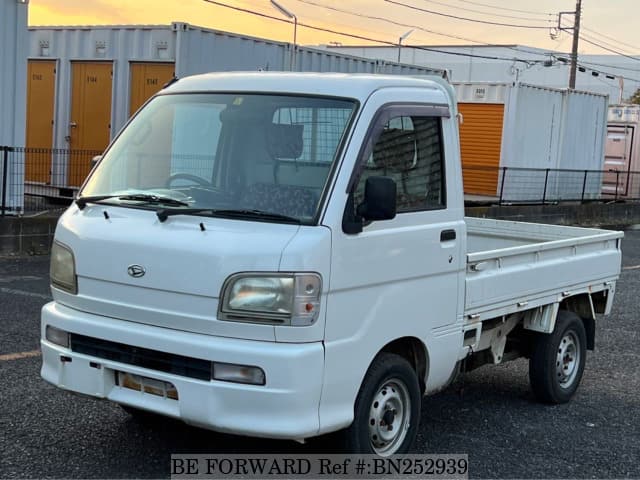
[341,353,421,456]
[529,310,587,404]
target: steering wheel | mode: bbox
[165,173,213,188]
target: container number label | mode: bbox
[87,76,98,83]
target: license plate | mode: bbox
[117,372,179,400]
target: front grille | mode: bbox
[70,333,211,381]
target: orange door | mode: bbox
[25,60,56,183]
[129,63,175,116]
[458,103,505,196]
[68,62,113,186]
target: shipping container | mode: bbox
[603,105,640,197]
[455,82,608,202]
[27,22,443,191]
[0,0,28,213]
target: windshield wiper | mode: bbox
[76,194,189,210]
[156,208,301,224]
[213,209,302,224]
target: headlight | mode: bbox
[220,273,322,326]
[50,241,77,294]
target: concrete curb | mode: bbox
[0,214,60,256]
[465,202,640,229]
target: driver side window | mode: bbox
[355,114,446,212]
[170,103,223,182]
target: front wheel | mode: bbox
[529,310,587,404]
[341,353,421,456]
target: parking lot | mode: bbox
[1,232,639,479]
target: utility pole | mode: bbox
[568,0,582,89]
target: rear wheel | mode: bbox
[529,310,587,404]
[341,353,421,456]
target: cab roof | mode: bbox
[161,72,451,103]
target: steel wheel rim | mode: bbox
[556,331,581,388]
[368,378,411,456]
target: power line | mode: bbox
[579,36,640,63]
[578,59,640,74]
[292,0,554,58]
[418,0,553,23]
[202,0,546,64]
[576,62,640,84]
[580,25,639,54]
[579,32,638,56]
[560,19,638,56]
[452,0,553,17]
[201,0,640,88]
[384,0,551,29]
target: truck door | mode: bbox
[323,97,465,413]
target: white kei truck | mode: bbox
[41,73,623,456]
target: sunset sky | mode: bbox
[28,0,638,55]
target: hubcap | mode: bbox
[368,379,411,456]
[556,331,581,388]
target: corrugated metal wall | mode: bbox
[0,0,28,212]
[559,91,608,170]
[174,23,443,77]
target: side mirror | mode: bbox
[90,155,102,168]
[357,176,397,222]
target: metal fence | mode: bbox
[3,147,640,214]
[462,165,640,205]
[1,146,101,215]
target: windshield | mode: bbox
[81,93,357,224]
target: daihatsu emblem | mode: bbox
[127,264,146,278]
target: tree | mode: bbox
[630,88,640,105]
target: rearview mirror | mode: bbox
[357,176,397,222]
[90,155,102,168]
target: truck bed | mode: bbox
[464,217,623,321]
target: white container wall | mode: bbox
[455,82,607,202]
[174,23,287,75]
[0,0,28,213]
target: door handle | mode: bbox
[440,229,456,242]
[69,122,78,128]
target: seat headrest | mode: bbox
[267,124,304,159]
[372,128,416,172]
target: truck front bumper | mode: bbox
[40,302,324,440]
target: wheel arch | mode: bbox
[561,294,596,350]
[376,336,429,394]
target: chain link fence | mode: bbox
[1,146,101,215]
[462,165,640,205]
[2,147,640,215]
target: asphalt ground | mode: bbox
[1,232,639,479]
